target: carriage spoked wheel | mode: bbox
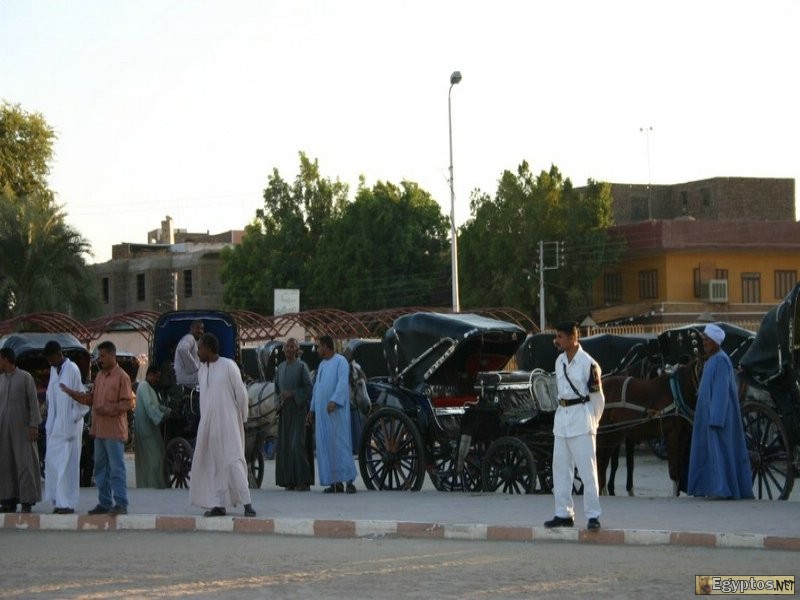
[358,407,425,491]
[163,437,193,489]
[481,437,537,494]
[428,440,484,492]
[247,448,265,489]
[741,401,795,500]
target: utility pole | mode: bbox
[537,240,563,330]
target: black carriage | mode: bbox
[739,282,800,500]
[0,332,95,487]
[358,312,525,491]
[150,310,268,489]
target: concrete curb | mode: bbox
[4,512,800,551]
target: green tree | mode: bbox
[459,162,621,324]
[0,194,100,319]
[0,102,56,200]
[308,179,450,310]
[221,152,348,313]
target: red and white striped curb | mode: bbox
[3,513,798,551]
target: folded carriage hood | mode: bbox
[740,281,800,387]
[383,312,525,387]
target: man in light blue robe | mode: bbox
[687,324,753,499]
[307,336,357,493]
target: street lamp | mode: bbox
[639,126,653,220]
[448,70,462,313]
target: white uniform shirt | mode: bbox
[174,333,200,387]
[552,345,604,438]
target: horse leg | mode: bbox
[600,442,616,496]
[625,437,635,496]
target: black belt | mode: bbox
[558,397,589,407]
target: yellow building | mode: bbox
[592,219,800,325]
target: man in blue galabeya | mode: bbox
[307,335,357,494]
[687,324,753,499]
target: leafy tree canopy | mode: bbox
[0,102,56,200]
[459,162,622,325]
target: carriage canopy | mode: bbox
[150,310,239,369]
[384,312,524,389]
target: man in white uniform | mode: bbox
[43,341,89,514]
[174,320,203,388]
[189,333,255,518]
[545,321,605,531]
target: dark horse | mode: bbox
[596,360,701,497]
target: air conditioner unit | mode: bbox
[701,279,728,303]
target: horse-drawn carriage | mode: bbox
[0,332,95,487]
[151,310,272,489]
[739,282,800,500]
[358,312,525,491]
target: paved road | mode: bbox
[1,531,798,599]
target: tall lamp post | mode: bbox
[640,125,653,220]
[448,70,462,313]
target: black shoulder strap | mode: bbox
[562,363,588,400]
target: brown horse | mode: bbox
[596,360,701,497]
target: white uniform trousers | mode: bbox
[552,432,601,520]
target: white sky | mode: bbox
[2,0,798,263]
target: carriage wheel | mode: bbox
[741,402,795,500]
[481,437,537,494]
[358,408,425,491]
[428,440,484,492]
[248,448,265,489]
[163,437,193,489]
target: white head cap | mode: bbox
[703,324,725,346]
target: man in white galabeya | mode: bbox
[545,321,605,531]
[174,320,203,389]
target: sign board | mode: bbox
[274,289,300,316]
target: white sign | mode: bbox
[274,288,300,315]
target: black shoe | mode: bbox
[345,482,357,494]
[323,483,344,494]
[109,505,127,516]
[54,507,75,515]
[0,505,16,513]
[587,518,601,531]
[203,507,227,517]
[88,505,110,515]
[243,504,256,517]
[544,515,574,528]
[20,504,32,514]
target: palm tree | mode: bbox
[0,193,100,319]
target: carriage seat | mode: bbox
[529,369,559,413]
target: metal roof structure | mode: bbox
[0,306,538,349]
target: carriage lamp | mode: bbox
[448,70,462,313]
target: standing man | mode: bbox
[190,333,255,517]
[307,335,357,494]
[43,340,89,514]
[0,348,41,513]
[545,321,605,531]
[174,320,203,389]
[275,338,314,491]
[61,340,133,516]
[134,366,170,488]
[687,324,753,499]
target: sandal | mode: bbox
[323,483,344,494]
[203,507,227,517]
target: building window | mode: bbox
[775,270,797,299]
[136,273,146,301]
[638,269,658,299]
[631,196,648,221]
[184,269,193,298]
[741,272,761,303]
[603,273,622,304]
[693,268,728,298]
[102,277,110,304]
[700,188,711,207]
[680,190,688,212]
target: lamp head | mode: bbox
[450,71,462,85]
